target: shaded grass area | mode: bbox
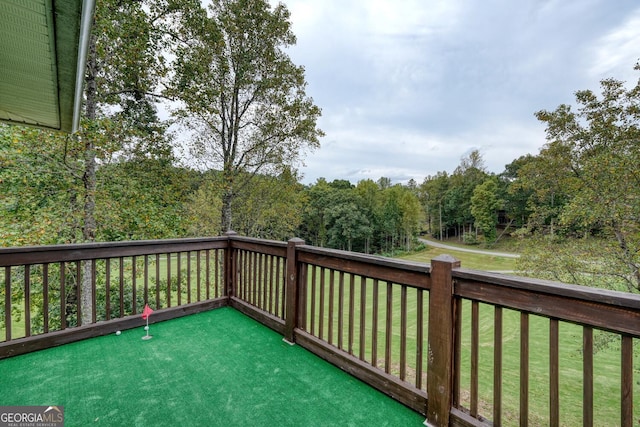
[0,307,424,426]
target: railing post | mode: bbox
[284,237,304,344]
[224,230,238,298]
[426,254,460,427]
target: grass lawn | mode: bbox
[400,245,517,271]
[402,247,640,425]
[0,307,425,426]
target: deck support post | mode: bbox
[426,254,460,426]
[284,238,305,344]
[224,230,238,298]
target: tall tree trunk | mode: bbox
[221,170,234,233]
[438,202,443,241]
[79,31,98,326]
[221,194,233,232]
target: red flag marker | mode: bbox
[142,304,154,340]
[142,304,154,320]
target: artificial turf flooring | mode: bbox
[0,307,425,426]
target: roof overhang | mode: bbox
[0,0,95,133]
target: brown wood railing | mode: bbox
[226,236,288,331]
[451,268,640,427]
[2,234,640,426]
[0,237,228,357]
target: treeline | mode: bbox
[0,125,422,254]
[298,178,422,254]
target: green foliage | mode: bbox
[462,232,479,245]
[96,158,197,241]
[93,0,179,121]
[298,178,423,254]
[499,155,535,227]
[167,0,323,232]
[0,124,198,244]
[184,179,224,238]
[470,178,501,243]
[419,171,449,238]
[232,169,306,240]
[509,140,575,235]
[528,67,640,291]
[419,151,489,240]
[515,235,635,292]
[0,125,83,246]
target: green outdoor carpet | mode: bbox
[0,307,425,426]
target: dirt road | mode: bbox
[418,238,520,259]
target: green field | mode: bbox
[456,303,638,426]
[400,244,517,271]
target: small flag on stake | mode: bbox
[142,304,154,320]
[142,304,153,340]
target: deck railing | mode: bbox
[0,237,228,356]
[1,234,639,426]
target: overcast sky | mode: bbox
[278,0,640,185]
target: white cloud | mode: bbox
[280,0,640,184]
[589,9,640,83]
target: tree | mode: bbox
[448,150,489,238]
[377,177,392,190]
[232,168,306,240]
[0,126,81,246]
[97,158,196,241]
[184,177,224,238]
[325,202,371,252]
[397,186,424,251]
[377,187,402,252]
[298,178,332,247]
[355,179,381,252]
[84,0,176,243]
[511,141,576,236]
[471,178,501,244]
[300,179,364,251]
[168,0,323,233]
[499,155,536,228]
[71,0,198,323]
[419,172,449,239]
[528,67,640,292]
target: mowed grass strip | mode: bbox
[400,245,517,271]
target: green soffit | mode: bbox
[0,0,95,133]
